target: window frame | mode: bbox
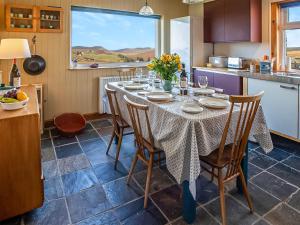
[272,1,300,72]
[69,6,162,69]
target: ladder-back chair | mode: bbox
[200,91,264,225]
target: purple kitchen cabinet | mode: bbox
[193,69,214,87]
[213,73,242,95]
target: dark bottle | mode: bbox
[180,63,188,95]
[9,59,21,88]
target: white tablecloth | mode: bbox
[108,82,273,198]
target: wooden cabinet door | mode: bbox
[194,69,214,87]
[213,73,242,95]
[248,79,299,139]
[225,0,251,42]
[204,0,225,43]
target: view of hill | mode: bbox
[72,46,155,64]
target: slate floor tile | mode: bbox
[75,211,120,225]
[41,130,50,140]
[77,130,100,142]
[249,163,263,178]
[256,147,291,161]
[53,135,77,147]
[282,155,300,171]
[91,119,112,129]
[230,183,280,215]
[41,139,52,149]
[61,168,98,196]
[108,138,136,160]
[287,190,300,211]
[94,162,128,184]
[271,134,300,153]
[41,146,55,162]
[253,220,271,225]
[84,122,94,131]
[268,163,300,187]
[265,203,300,225]
[251,172,297,201]
[151,184,183,221]
[24,199,69,225]
[86,148,114,166]
[66,185,112,223]
[195,176,219,205]
[50,128,60,137]
[42,160,59,179]
[248,141,259,150]
[133,168,174,193]
[205,195,258,225]
[103,177,143,207]
[173,207,218,225]
[114,197,167,225]
[97,126,114,137]
[55,143,83,159]
[58,154,90,175]
[80,138,107,153]
[44,177,64,201]
[249,151,278,169]
[120,156,147,173]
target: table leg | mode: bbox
[182,181,196,224]
[237,142,249,194]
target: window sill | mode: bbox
[68,62,149,70]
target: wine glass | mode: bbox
[198,76,208,89]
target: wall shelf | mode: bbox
[5,4,63,33]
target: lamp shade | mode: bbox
[0,39,31,59]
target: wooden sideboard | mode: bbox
[0,85,43,221]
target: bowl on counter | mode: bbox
[0,98,29,111]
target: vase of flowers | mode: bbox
[147,54,182,92]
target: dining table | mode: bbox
[107,81,273,224]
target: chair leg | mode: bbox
[114,129,123,170]
[106,131,116,155]
[144,152,154,208]
[127,149,139,184]
[218,169,227,225]
[238,167,254,212]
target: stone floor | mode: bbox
[1,118,300,225]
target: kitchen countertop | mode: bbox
[193,66,300,85]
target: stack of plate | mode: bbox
[124,83,145,90]
[193,88,215,96]
[199,97,230,109]
[132,78,149,84]
[181,102,203,114]
[146,92,173,103]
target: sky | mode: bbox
[287,7,300,48]
[72,11,156,50]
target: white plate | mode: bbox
[137,91,150,96]
[124,83,145,90]
[147,92,173,102]
[181,102,203,114]
[0,98,29,111]
[211,93,229,100]
[199,97,230,109]
[132,78,149,83]
[193,88,215,95]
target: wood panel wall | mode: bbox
[0,0,189,120]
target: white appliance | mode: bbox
[170,16,202,78]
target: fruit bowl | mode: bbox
[0,98,29,110]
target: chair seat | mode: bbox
[200,144,234,168]
[116,115,130,128]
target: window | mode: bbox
[71,6,161,68]
[279,2,300,71]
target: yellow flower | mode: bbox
[147,63,154,70]
[175,55,181,64]
[178,63,182,71]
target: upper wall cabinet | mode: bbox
[204,0,262,43]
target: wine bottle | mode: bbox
[180,63,188,95]
[9,59,21,88]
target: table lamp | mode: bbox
[0,39,31,88]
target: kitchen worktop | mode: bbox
[193,66,300,85]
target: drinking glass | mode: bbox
[148,71,156,88]
[198,76,208,89]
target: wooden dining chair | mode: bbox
[199,91,264,225]
[123,95,164,208]
[105,84,131,169]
